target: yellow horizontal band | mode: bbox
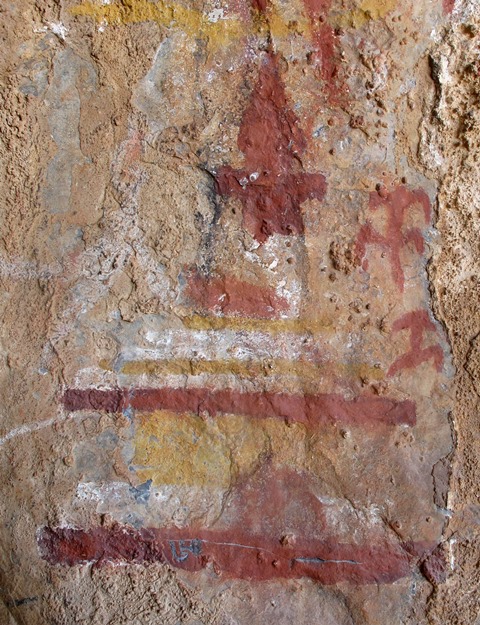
[71,0,311,48]
[118,357,384,382]
[181,314,335,334]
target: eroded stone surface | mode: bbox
[0,0,475,623]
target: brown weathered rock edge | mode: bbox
[416,7,480,625]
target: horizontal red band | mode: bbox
[62,387,416,426]
[38,525,431,584]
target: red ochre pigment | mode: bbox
[37,525,433,585]
[356,185,431,292]
[304,0,342,95]
[302,0,347,105]
[388,309,444,377]
[215,52,326,242]
[443,0,455,14]
[186,269,289,318]
[62,387,416,426]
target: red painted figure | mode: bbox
[356,185,431,292]
[388,309,444,377]
[302,0,346,105]
[215,52,326,243]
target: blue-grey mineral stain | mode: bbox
[129,479,152,504]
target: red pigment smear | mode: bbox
[250,0,269,13]
[215,52,326,243]
[387,309,444,377]
[185,269,289,318]
[443,0,455,14]
[356,185,431,292]
[302,0,346,105]
[225,464,330,537]
[37,524,431,584]
[63,387,416,426]
[117,131,143,187]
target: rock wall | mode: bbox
[0,0,478,623]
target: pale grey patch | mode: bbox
[43,48,97,214]
[132,38,173,131]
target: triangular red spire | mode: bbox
[215,53,326,242]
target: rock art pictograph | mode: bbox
[215,52,327,242]
[0,0,463,623]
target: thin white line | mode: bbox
[202,540,275,554]
[175,538,275,555]
[294,557,361,565]
[0,412,75,447]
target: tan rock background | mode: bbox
[0,0,478,623]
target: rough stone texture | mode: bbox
[0,0,477,623]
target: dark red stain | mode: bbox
[63,388,124,413]
[37,524,430,584]
[250,0,269,13]
[420,545,447,584]
[215,52,326,242]
[356,185,431,292]
[63,387,416,426]
[185,268,289,318]
[387,310,444,377]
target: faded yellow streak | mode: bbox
[134,411,234,487]
[72,0,393,52]
[120,357,384,382]
[71,0,310,47]
[182,314,334,334]
[336,0,397,28]
[72,0,244,46]
[133,410,307,487]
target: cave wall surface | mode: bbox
[0,0,478,623]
